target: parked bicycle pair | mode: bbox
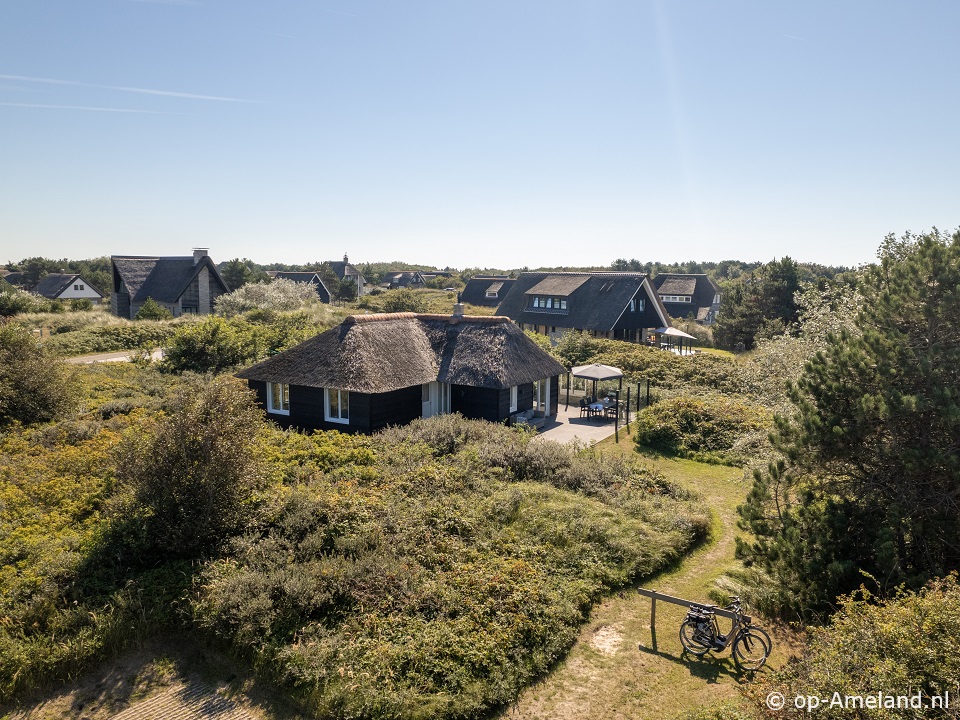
[679,596,771,671]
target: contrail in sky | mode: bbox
[0,102,168,113]
[0,74,251,102]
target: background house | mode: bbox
[236,311,566,433]
[327,257,369,296]
[460,276,516,307]
[3,271,105,304]
[381,271,425,289]
[653,273,721,325]
[495,272,671,343]
[32,273,104,304]
[110,249,230,319]
[267,271,332,303]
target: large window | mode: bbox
[325,388,349,424]
[267,382,290,415]
[660,295,691,303]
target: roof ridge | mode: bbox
[346,312,511,325]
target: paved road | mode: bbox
[65,349,164,364]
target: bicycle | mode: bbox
[678,596,772,671]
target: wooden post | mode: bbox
[565,371,570,409]
[650,596,658,650]
[637,382,641,411]
[614,390,619,443]
[646,379,651,406]
[625,387,631,433]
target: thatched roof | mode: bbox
[236,313,567,393]
[460,276,516,306]
[112,255,229,303]
[655,276,697,295]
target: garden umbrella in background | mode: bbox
[655,326,697,355]
[571,363,624,399]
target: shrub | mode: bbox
[116,378,267,557]
[135,297,173,320]
[43,323,177,356]
[0,287,45,316]
[215,278,320,317]
[161,316,255,374]
[750,576,960,719]
[0,322,79,426]
[633,394,771,464]
[69,298,94,312]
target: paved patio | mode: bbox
[535,400,633,445]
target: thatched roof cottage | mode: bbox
[236,311,567,433]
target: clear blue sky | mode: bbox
[2,1,958,269]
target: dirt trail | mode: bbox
[505,453,775,720]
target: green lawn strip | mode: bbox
[507,438,783,720]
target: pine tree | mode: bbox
[738,229,960,616]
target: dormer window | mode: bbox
[529,296,568,311]
[660,295,692,303]
[486,290,498,298]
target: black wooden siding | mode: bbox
[248,378,559,434]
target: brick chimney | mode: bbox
[193,248,209,264]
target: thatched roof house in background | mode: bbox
[236,311,567,433]
[653,273,721,325]
[110,249,229,319]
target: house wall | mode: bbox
[112,292,131,319]
[54,280,103,302]
[451,385,502,422]
[248,380,553,434]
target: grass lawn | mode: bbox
[506,433,796,720]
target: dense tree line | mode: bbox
[738,230,960,617]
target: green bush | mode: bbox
[135,297,173,320]
[751,576,960,719]
[116,378,267,557]
[161,312,327,374]
[42,323,177,356]
[633,394,771,464]
[69,298,94,312]
[0,323,79,426]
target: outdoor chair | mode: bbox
[579,398,589,418]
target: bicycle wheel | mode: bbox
[732,629,771,671]
[679,620,712,656]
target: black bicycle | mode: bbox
[679,596,772,671]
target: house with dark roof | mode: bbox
[110,249,230,319]
[236,310,566,433]
[460,276,516,307]
[381,271,425,289]
[495,272,671,343]
[653,273,721,325]
[3,272,105,303]
[326,256,369,296]
[267,271,333,303]
[32,273,105,304]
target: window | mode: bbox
[267,382,290,415]
[629,298,636,312]
[509,385,518,413]
[660,295,691,304]
[325,388,349,424]
[485,290,498,298]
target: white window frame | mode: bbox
[509,385,518,413]
[485,290,498,298]
[324,387,349,424]
[267,382,290,415]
